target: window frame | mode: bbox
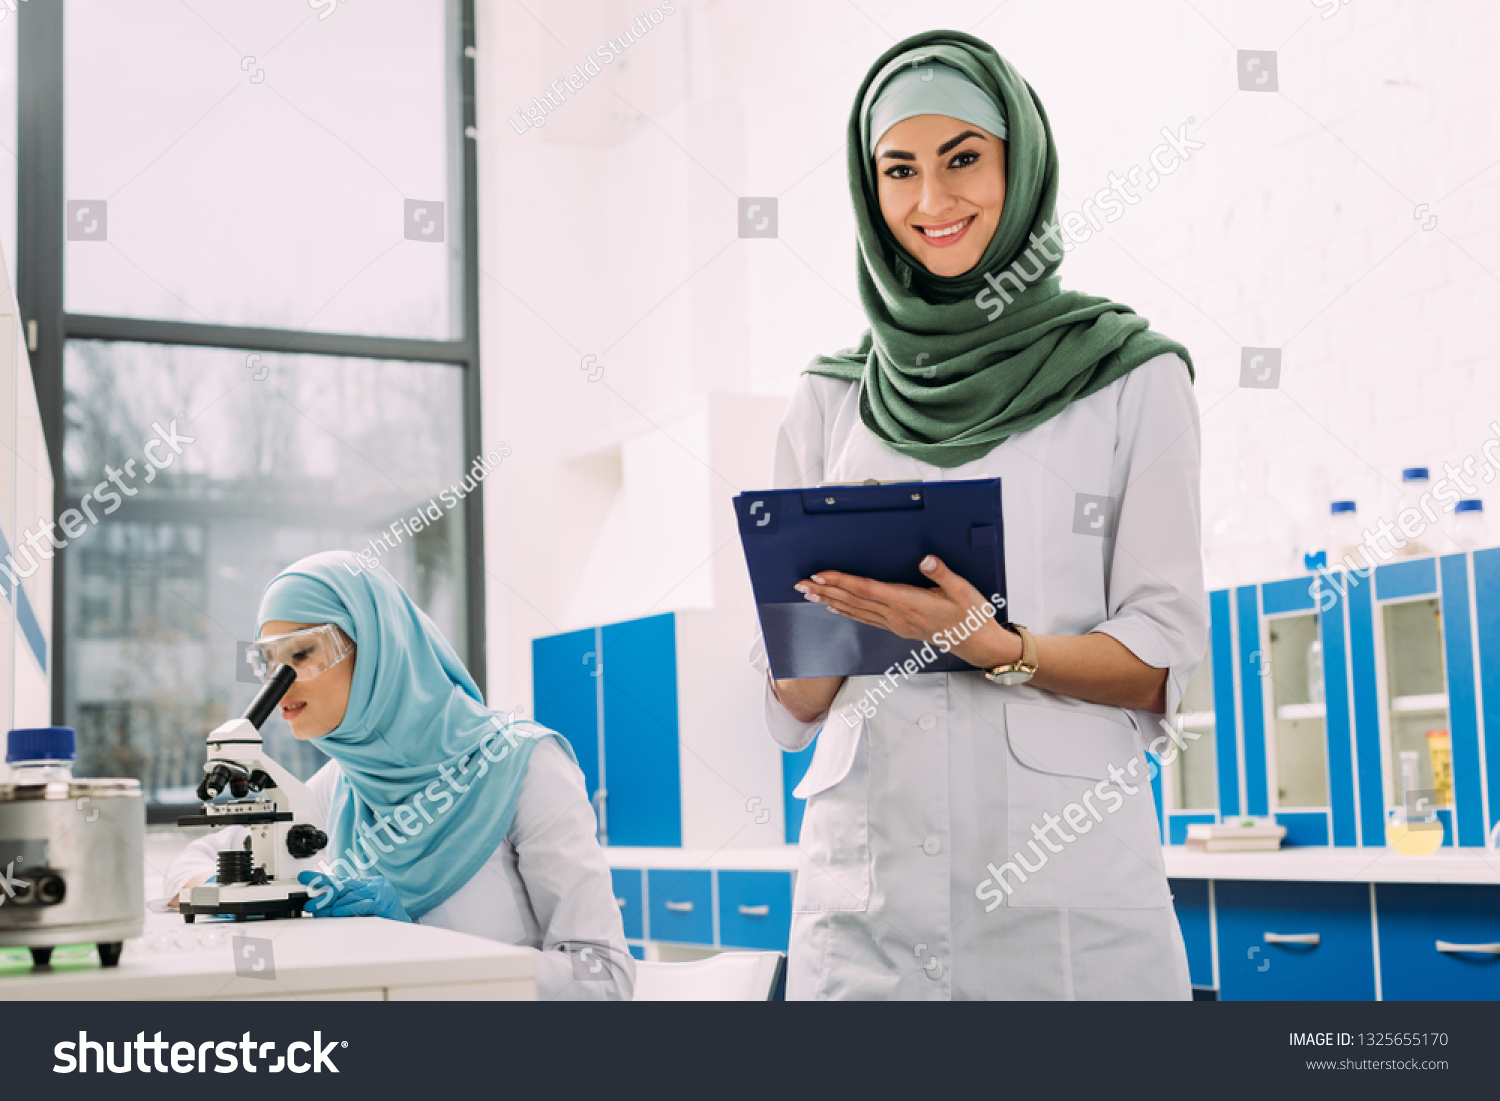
[14,0,487,730]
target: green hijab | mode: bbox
[806,29,1192,468]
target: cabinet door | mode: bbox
[1216,880,1375,1001]
[648,869,713,945]
[718,871,793,951]
[533,628,601,803]
[602,614,682,847]
[1377,883,1500,1000]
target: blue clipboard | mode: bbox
[733,479,1006,679]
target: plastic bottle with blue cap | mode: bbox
[1398,467,1432,556]
[5,727,76,783]
[1325,500,1365,571]
[1451,499,1487,552]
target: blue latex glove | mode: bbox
[298,871,411,922]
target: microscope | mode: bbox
[176,665,331,922]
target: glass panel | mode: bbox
[1381,598,1450,806]
[1268,613,1329,807]
[60,340,470,800]
[64,0,461,339]
[1172,637,1217,811]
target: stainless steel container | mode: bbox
[0,778,145,966]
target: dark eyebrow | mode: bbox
[876,129,988,162]
[936,129,987,156]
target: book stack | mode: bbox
[1184,822,1287,852]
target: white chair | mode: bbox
[632,951,785,1001]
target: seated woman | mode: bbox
[164,550,634,1001]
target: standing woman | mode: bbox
[166,551,634,1001]
[764,30,1206,999]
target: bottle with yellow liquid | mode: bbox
[1426,729,1453,807]
[1386,749,1444,854]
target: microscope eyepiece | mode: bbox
[243,663,298,729]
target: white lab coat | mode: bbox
[164,738,635,1001]
[764,352,1206,1000]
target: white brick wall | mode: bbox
[477,0,1500,704]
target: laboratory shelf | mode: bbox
[1389,693,1448,713]
[1275,703,1325,721]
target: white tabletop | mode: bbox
[599,843,1500,885]
[1163,846,1500,885]
[0,911,536,1001]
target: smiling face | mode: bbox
[258,620,355,740]
[873,114,1006,278]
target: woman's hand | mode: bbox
[165,873,213,910]
[796,555,1016,670]
[792,554,1170,712]
[298,871,411,922]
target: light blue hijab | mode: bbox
[256,550,574,919]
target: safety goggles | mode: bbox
[246,624,354,684]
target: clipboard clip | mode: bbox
[801,483,926,513]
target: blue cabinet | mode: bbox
[1214,880,1375,1001]
[1172,549,1500,851]
[1376,883,1500,1001]
[717,870,793,950]
[601,615,682,846]
[533,613,682,846]
[532,627,600,797]
[647,869,714,946]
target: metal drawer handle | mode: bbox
[738,904,770,917]
[664,900,694,913]
[615,897,627,909]
[1264,932,1321,946]
[1436,940,1500,955]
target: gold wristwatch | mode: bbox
[984,622,1038,686]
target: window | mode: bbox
[63,0,462,339]
[14,1,482,802]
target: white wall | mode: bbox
[473,0,1500,821]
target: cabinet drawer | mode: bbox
[1169,878,1213,989]
[717,871,792,951]
[611,868,643,941]
[647,869,713,945]
[1215,880,1375,1001]
[1377,884,1500,1000]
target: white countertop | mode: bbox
[602,844,1500,885]
[603,846,800,871]
[1163,846,1500,884]
[0,911,536,1001]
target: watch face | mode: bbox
[994,670,1033,686]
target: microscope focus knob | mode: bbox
[286,824,328,859]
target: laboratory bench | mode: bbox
[0,910,536,1001]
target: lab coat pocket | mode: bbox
[1001,703,1169,910]
[791,707,871,913]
